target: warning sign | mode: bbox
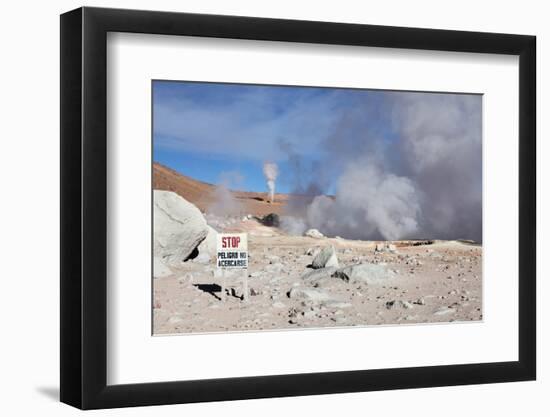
[216,233,248,269]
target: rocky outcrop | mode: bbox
[153,190,208,265]
[311,245,339,269]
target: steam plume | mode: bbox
[280,92,482,242]
[207,171,243,216]
[263,162,279,203]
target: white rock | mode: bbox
[265,263,284,274]
[288,288,333,302]
[153,190,208,264]
[326,301,352,309]
[194,252,211,264]
[301,267,338,282]
[386,300,413,310]
[153,257,172,278]
[168,316,184,324]
[305,228,324,239]
[197,225,217,257]
[433,307,457,316]
[311,246,339,269]
[332,263,394,284]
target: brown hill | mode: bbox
[153,163,289,217]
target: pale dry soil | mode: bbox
[153,219,482,335]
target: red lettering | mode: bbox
[221,236,242,248]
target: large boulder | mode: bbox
[311,245,339,269]
[332,263,394,284]
[153,190,208,264]
[193,225,218,264]
[153,257,172,278]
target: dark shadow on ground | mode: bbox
[193,284,244,301]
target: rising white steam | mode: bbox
[207,171,243,216]
[263,162,279,203]
[280,92,482,241]
[306,162,421,240]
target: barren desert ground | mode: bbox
[152,164,482,335]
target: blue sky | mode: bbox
[153,80,399,194]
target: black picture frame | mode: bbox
[60,6,536,410]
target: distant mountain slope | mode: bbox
[153,163,289,216]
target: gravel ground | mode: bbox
[153,218,482,335]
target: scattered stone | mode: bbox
[168,316,184,324]
[250,288,261,296]
[311,245,339,269]
[325,301,352,309]
[301,267,338,282]
[332,263,394,284]
[178,273,194,284]
[265,263,284,274]
[375,243,397,253]
[305,247,316,256]
[414,298,426,305]
[433,307,457,316]
[305,228,324,239]
[303,311,316,319]
[272,301,286,309]
[386,300,413,310]
[288,287,333,302]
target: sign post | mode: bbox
[216,233,248,301]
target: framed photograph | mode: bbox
[60,7,536,409]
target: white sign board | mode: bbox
[216,233,248,269]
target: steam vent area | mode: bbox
[152,163,482,334]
